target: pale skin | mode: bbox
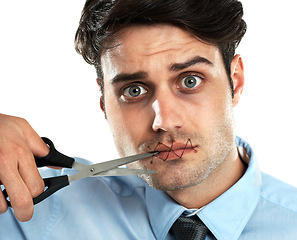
[0,115,49,221]
[101,24,246,208]
[0,24,245,221]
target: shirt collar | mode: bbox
[145,136,262,240]
[145,185,185,239]
[198,136,262,240]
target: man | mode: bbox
[0,0,297,239]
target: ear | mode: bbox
[96,78,105,113]
[100,97,104,112]
[230,55,244,107]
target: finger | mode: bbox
[0,141,38,221]
[5,175,34,222]
[18,151,45,198]
[2,136,45,199]
[0,114,48,221]
[12,117,49,158]
[0,159,34,222]
[0,115,49,159]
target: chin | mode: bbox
[140,168,209,192]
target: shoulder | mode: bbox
[260,172,297,213]
[248,172,297,230]
[242,173,297,239]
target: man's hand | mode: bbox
[0,114,49,222]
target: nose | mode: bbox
[152,91,185,132]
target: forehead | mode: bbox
[101,24,222,76]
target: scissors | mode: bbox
[2,137,158,206]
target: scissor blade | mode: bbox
[69,152,158,183]
[89,152,158,176]
[93,168,157,176]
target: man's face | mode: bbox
[101,24,237,191]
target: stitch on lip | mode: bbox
[149,138,197,163]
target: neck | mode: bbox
[165,145,246,209]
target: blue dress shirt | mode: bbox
[0,137,297,239]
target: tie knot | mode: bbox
[171,215,208,240]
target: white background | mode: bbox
[0,1,296,187]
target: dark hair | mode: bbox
[75,0,247,107]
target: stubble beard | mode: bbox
[134,110,236,192]
[142,137,234,192]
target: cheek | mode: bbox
[204,93,235,144]
[105,97,151,155]
[186,84,233,134]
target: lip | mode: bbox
[153,141,198,161]
[155,148,196,161]
[155,142,190,152]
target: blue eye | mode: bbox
[181,75,202,89]
[123,85,147,97]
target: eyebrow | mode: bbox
[110,56,213,84]
[111,71,148,85]
[169,56,213,72]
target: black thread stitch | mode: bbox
[149,138,197,163]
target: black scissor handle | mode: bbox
[33,175,70,205]
[3,175,69,206]
[36,137,74,168]
[2,137,74,206]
